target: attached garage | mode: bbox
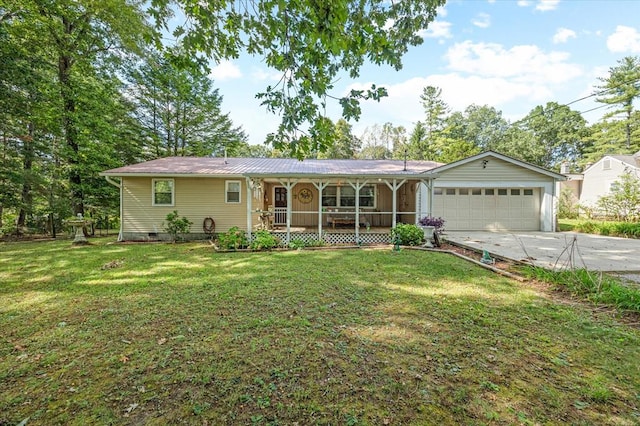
[433,187,540,231]
[426,152,565,232]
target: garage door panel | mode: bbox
[435,187,540,231]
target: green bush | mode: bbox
[250,230,279,250]
[612,222,640,238]
[217,226,249,250]
[558,188,580,219]
[307,239,326,247]
[390,223,424,246]
[289,238,306,250]
[571,220,640,239]
[163,210,193,242]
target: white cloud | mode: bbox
[536,0,560,11]
[472,13,491,29]
[444,41,582,84]
[251,68,283,82]
[607,25,640,53]
[436,5,447,18]
[209,60,242,81]
[517,0,559,11]
[342,40,583,132]
[345,73,553,135]
[553,27,576,44]
[418,20,452,39]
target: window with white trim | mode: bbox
[322,185,376,208]
[226,180,241,203]
[152,179,174,206]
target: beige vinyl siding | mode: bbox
[436,157,553,183]
[122,177,257,233]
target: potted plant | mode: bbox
[418,216,445,247]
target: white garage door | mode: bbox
[432,187,541,231]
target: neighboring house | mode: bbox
[559,151,640,213]
[100,151,565,242]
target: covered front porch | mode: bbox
[244,175,435,245]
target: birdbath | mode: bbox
[66,213,92,245]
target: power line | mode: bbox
[511,74,640,128]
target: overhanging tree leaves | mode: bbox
[150,0,446,158]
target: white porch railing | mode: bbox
[273,207,287,225]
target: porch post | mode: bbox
[312,180,329,241]
[246,177,253,241]
[349,180,368,243]
[278,179,298,245]
[429,179,435,217]
[384,179,406,229]
[392,179,397,228]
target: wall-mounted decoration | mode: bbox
[299,188,313,203]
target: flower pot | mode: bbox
[421,225,435,247]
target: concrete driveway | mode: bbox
[444,231,640,279]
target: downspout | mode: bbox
[104,176,123,241]
[246,178,253,242]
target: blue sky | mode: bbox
[206,0,640,145]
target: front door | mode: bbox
[274,187,287,224]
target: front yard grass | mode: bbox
[1,238,639,425]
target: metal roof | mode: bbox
[101,157,443,178]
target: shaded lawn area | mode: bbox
[1,239,639,425]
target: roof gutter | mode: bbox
[104,175,121,188]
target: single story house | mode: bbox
[559,151,640,212]
[101,151,565,243]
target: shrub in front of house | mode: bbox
[391,223,424,246]
[250,230,279,250]
[163,210,193,242]
[217,226,249,250]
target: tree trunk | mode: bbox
[58,16,84,216]
[626,109,632,149]
[17,122,35,230]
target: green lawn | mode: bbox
[1,239,639,425]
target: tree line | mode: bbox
[315,56,639,172]
[1,0,447,235]
[1,1,638,236]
